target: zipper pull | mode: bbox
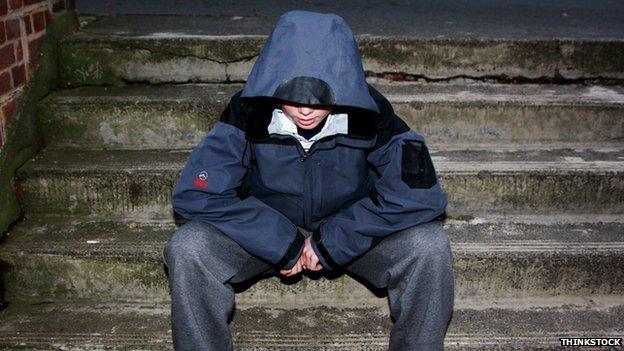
[299,151,309,162]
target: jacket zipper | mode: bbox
[298,136,332,162]
[299,150,310,162]
[267,134,326,162]
[263,134,311,227]
[265,134,335,229]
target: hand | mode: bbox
[279,236,323,276]
[279,253,305,277]
[301,236,323,271]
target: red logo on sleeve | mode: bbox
[193,170,209,189]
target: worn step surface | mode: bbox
[1,216,623,302]
[37,82,624,149]
[14,147,624,219]
[0,297,622,350]
[59,14,624,86]
[74,1,624,40]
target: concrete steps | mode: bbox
[1,216,623,303]
[58,15,624,86]
[14,147,624,219]
[2,8,624,350]
[0,298,622,350]
[37,82,624,149]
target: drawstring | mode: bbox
[241,140,257,169]
[242,140,251,168]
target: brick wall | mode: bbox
[0,0,74,149]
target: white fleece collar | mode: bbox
[268,108,348,151]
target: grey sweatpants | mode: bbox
[162,220,455,351]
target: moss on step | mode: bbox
[359,38,624,80]
[58,37,265,86]
[0,12,80,235]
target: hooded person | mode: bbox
[171,10,448,271]
[165,9,454,351]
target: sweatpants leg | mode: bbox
[162,220,274,351]
[344,220,455,351]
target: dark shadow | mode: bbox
[0,215,23,312]
[0,260,9,312]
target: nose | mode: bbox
[298,106,313,116]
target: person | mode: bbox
[163,10,455,351]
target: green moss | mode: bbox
[58,37,266,86]
[37,99,221,149]
[1,255,169,301]
[359,38,624,79]
[0,11,80,234]
[442,172,624,214]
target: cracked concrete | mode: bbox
[57,15,624,86]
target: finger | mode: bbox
[309,255,316,267]
[297,258,304,272]
[309,254,318,267]
[310,257,322,271]
[292,261,302,275]
[280,263,296,276]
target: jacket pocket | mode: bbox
[400,139,438,189]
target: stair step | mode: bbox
[2,216,623,302]
[0,298,622,350]
[14,147,624,219]
[37,82,624,149]
[59,15,624,85]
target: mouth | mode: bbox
[297,118,316,126]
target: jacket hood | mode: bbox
[241,10,379,114]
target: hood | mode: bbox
[241,10,379,114]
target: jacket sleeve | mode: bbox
[310,94,448,271]
[172,92,305,270]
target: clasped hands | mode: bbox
[279,236,323,277]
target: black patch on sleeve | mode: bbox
[401,140,438,189]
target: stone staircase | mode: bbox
[1,13,623,350]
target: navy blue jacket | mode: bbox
[172,10,448,271]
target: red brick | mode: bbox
[11,63,25,87]
[24,14,32,35]
[15,39,22,60]
[0,43,15,69]
[0,71,12,95]
[2,96,18,125]
[5,18,20,40]
[0,1,7,17]
[52,0,64,12]
[0,21,6,44]
[8,0,22,10]
[27,35,42,57]
[25,61,35,76]
[32,10,45,32]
